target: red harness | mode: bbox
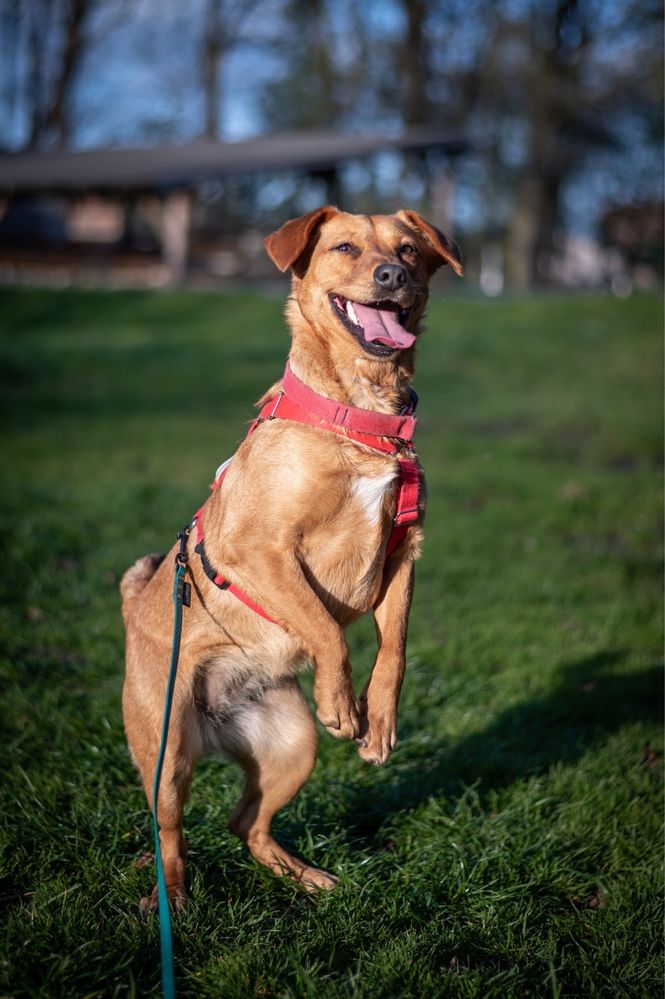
[193,364,421,625]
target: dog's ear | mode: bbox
[264,206,338,276]
[396,210,463,276]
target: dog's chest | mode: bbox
[349,469,396,527]
[295,462,398,620]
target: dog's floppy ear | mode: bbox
[396,210,463,276]
[264,206,338,276]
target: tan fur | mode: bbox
[121,207,462,907]
[119,553,165,626]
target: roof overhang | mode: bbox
[0,129,468,196]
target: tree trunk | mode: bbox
[25,0,48,148]
[504,173,541,291]
[25,0,89,149]
[42,0,88,147]
[203,0,222,138]
[504,0,587,289]
[402,0,427,127]
[308,0,337,125]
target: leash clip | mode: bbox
[175,525,191,607]
[175,524,191,568]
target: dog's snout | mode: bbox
[373,263,407,292]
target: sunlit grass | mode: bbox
[0,287,662,997]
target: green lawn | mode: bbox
[0,287,662,998]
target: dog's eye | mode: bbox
[398,243,416,256]
[333,242,356,253]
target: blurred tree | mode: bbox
[403,0,663,288]
[260,0,354,130]
[502,1,621,288]
[15,0,99,148]
[34,0,88,147]
[2,0,132,149]
[201,0,266,139]
[402,0,427,128]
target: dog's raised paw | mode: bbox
[316,691,360,740]
[356,729,395,765]
[324,717,359,740]
[357,745,389,766]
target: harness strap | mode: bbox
[193,368,422,623]
[269,363,419,443]
[386,458,420,558]
[248,364,418,455]
[193,536,279,624]
[193,477,280,623]
[254,391,400,454]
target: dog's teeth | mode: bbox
[346,302,359,325]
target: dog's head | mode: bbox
[264,207,462,362]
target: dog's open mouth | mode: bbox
[330,295,416,356]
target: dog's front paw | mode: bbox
[315,681,360,740]
[356,706,396,765]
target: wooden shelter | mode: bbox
[0,129,467,283]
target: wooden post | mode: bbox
[161,189,192,283]
[430,162,453,233]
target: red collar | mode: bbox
[252,363,418,455]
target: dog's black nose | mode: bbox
[373,263,407,292]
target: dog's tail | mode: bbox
[120,553,165,626]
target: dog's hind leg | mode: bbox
[124,683,199,915]
[224,678,337,891]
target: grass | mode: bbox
[0,286,662,998]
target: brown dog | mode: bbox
[121,206,462,907]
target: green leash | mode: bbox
[152,527,191,999]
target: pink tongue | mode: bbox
[352,302,416,349]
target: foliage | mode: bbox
[0,288,662,997]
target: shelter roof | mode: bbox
[0,129,467,195]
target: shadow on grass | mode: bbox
[329,648,664,844]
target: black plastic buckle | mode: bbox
[175,524,191,568]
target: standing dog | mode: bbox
[121,207,462,908]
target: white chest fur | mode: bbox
[350,469,396,526]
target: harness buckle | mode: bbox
[394,508,419,525]
[267,391,284,420]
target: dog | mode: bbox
[121,206,462,909]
